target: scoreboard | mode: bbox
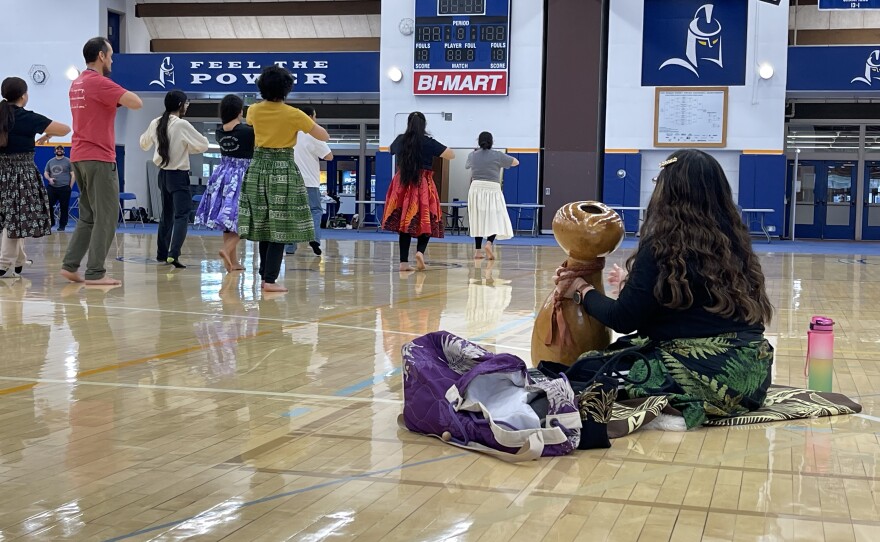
[413,0,511,96]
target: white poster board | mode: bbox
[654,87,728,148]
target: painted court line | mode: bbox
[0,376,404,405]
[102,453,468,542]
[854,413,880,424]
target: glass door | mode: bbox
[823,162,856,239]
[790,160,856,239]
[863,162,880,240]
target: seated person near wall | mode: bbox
[555,149,775,429]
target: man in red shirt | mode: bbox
[61,37,142,285]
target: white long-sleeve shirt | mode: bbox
[139,115,209,170]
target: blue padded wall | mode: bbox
[738,154,786,237]
[602,153,642,233]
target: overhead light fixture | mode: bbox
[758,63,774,80]
[65,66,80,81]
[387,67,403,83]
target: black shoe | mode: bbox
[58,226,65,232]
[14,266,22,274]
[166,257,186,269]
[309,241,322,256]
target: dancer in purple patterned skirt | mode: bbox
[194,95,254,272]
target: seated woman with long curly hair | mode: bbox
[555,149,774,428]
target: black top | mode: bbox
[216,123,255,159]
[0,105,52,154]
[390,134,447,169]
[583,244,764,341]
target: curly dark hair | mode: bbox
[627,149,773,325]
[256,66,293,101]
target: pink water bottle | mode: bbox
[804,316,835,392]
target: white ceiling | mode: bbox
[138,0,380,40]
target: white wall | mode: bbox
[0,0,100,132]
[379,0,544,150]
[116,95,165,209]
[606,0,790,204]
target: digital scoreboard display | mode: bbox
[413,0,511,95]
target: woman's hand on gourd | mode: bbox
[607,263,627,295]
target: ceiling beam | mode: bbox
[151,37,380,53]
[136,1,380,18]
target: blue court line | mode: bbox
[102,452,468,542]
[281,407,311,418]
[333,367,402,396]
[469,313,537,343]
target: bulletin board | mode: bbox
[654,87,728,148]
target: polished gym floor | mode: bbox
[0,231,878,541]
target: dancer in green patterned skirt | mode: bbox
[238,66,330,292]
[556,150,775,429]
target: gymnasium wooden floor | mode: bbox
[0,231,878,541]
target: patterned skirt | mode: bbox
[237,147,315,243]
[0,152,52,239]
[382,169,444,238]
[597,332,774,429]
[195,156,250,232]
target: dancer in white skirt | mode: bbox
[466,131,519,259]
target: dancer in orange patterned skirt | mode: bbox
[382,112,455,271]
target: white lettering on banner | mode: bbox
[209,61,222,69]
[414,71,507,95]
[452,20,469,26]
[189,72,328,85]
[228,61,241,69]
[291,61,308,69]
[190,62,203,69]
[314,61,328,68]
[247,61,261,69]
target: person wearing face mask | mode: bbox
[0,77,71,278]
[140,89,210,269]
[61,36,143,286]
[43,145,75,232]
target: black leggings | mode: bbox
[258,241,285,283]
[475,235,497,249]
[399,233,429,263]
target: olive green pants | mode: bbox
[62,161,119,280]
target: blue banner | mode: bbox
[788,46,880,91]
[818,0,880,10]
[641,0,749,87]
[110,53,379,94]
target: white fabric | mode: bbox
[463,373,541,430]
[467,180,513,240]
[0,228,27,270]
[139,116,210,171]
[294,132,332,188]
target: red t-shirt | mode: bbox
[69,69,127,163]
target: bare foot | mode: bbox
[484,242,495,260]
[60,269,85,283]
[415,252,427,271]
[218,250,233,272]
[262,282,288,293]
[473,249,485,260]
[399,262,414,272]
[85,276,122,286]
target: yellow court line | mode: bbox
[0,383,38,397]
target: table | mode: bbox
[355,200,385,231]
[741,208,775,243]
[507,203,545,237]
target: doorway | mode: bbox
[788,160,856,240]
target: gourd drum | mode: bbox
[530,202,625,366]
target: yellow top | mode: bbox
[246,101,315,149]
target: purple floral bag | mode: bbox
[399,331,581,462]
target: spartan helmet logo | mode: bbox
[150,56,175,88]
[851,50,880,86]
[660,4,723,76]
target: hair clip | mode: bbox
[659,157,678,168]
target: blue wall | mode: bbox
[738,154,786,236]
[602,153,642,233]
